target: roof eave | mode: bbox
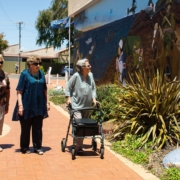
[68,0,101,17]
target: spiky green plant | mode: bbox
[111,71,180,149]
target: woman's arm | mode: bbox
[17,90,23,116]
[44,90,50,111]
[65,74,76,105]
[5,89,10,114]
[4,73,10,114]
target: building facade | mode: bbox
[68,0,100,17]
[68,0,180,82]
[68,0,139,81]
[3,45,71,74]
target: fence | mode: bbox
[3,61,66,75]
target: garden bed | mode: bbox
[102,121,178,179]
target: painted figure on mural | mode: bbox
[115,39,126,86]
[151,0,177,79]
[132,40,143,71]
[152,23,161,60]
[161,0,177,79]
[74,43,83,72]
[152,22,167,74]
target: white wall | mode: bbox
[75,0,148,31]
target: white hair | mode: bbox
[76,58,89,72]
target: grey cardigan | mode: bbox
[65,72,96,109]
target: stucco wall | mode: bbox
[70,0,147,32]
[58,50,73,64]
[68,0,100,17]
[22,47,57,57]
[4,44,19,54]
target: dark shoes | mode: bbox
[21,148,43,155]
[34,149,44,155]
[21,148,31,154]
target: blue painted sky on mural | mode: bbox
[75,0,155,31]
[0,0,156,51]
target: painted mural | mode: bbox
[74,0,141,32]
[74,14,138,80]
[74,0,180,84]
[128,0,180,82]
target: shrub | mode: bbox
[39,65,45,73]
[49,96,66,105]
[161,167,180,180]
[112,134,152,165]
[48,89,66,105]
[110,71,180,149]
[96,84,125,121]
[48,89,64,96]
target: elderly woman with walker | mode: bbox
[65,58,98,154]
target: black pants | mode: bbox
[20,116,43,150]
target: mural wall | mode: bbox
[128,0,180,82]
[74,14,138,80]
[74,0,146,31]
[74,0,180,84]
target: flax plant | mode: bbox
[111,71,180,149]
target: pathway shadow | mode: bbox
[65,143,100,157]
[42,146,51,153]
[0,144,14,149]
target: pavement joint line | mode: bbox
[51,102,160,180]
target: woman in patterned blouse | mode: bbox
[0,55,10,152]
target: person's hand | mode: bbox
[5,104,9,114]
[47,101,50,111]
[93,99,100,107]
[18,105,24,116]
[66,98,71,106]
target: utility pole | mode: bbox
[18,21,23,74]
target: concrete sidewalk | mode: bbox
[0,78,159,180]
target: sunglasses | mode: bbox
[32,62,42,66]
[85,64,91,68]
[0,61,4,65]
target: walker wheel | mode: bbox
[92,140,97,151]
[61,138,66,152]
[100,148,104,159]
[72,148,76,160]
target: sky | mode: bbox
[0,0,155,52]
[0,0,55,52]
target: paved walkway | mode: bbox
[0,78,159,180]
